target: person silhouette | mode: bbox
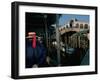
[26,32,47,68]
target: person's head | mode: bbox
[37,37,43,43]
[28,32,36,37]
[26,32,36,39]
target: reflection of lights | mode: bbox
[62,47,65,52]
[44,14,47,18]
[51,24,56,28]
[52,41,57,46]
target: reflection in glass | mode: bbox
[25,13,90,68]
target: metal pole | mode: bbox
[55,15,61,66]
[78,36,80,48]
[44,14,48,48]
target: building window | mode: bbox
[76,23,79,28]
[61,28,63,31]
[63,27,65,30]
[70,20,74,27]
[80,24,83,29]
[84,24,88,29]
[66,25,68,28]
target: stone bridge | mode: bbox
[59,27,89,35]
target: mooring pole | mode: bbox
[55,15,61,66]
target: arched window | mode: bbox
[80,24,83,29]
[66,25,68,28]
[61,28,63,31]
[70,20,74,27]
[76,23,79,28]
[63,27,65,30]
[84,24,88,29]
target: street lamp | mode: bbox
[43,14,48,48]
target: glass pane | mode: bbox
[25,13,90,68]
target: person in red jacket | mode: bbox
[26,32,47,68]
